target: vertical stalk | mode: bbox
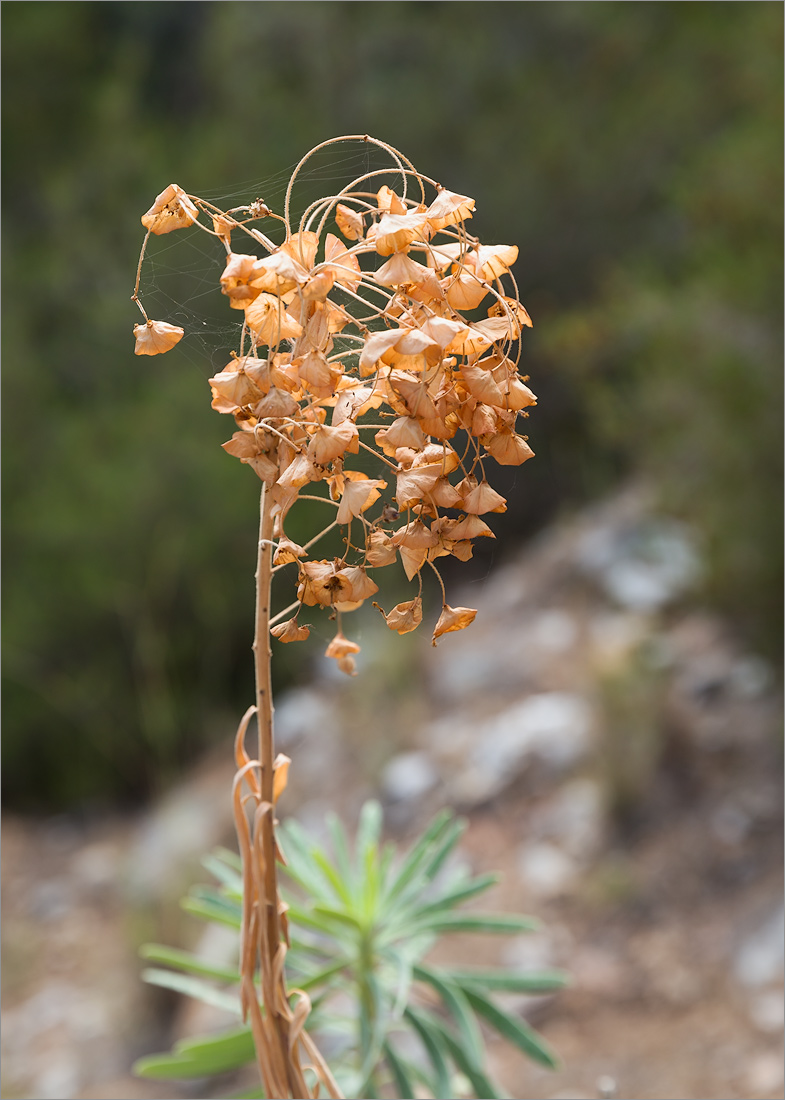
[251,484,300,1097]
[254,483,276,807]
[241,484,343,1099]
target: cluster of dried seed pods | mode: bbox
[133,137,536,672]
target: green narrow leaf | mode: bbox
[327,811,355,898]
[420,816,466,882]
[362,835,381,923]
[448,967,571,993]
[289,955,348,993]
[463,987,560,1070]
[384,817,467,925]
[278,860,328,902]
[140,943,240,984]
[395,1053,441,1098]
[356,800,383,921]
[179,898,242,931]
[176,1027,255,1066]
[383,1040,417,1100]
[379,839,396,892]
[133,1025,255,1079]
[413,962,484,1069]
[187,885,243,920]
[382,809,454,905]
[286,931,334,957]
[180,896,242,930]
[141,967,241,1015]
[312,846,354,908]
[380,945,413,1019]
[403,1006,453,1100]
[356,799,383,862]
[213,845,243,872]
[312,903,363,931]
[201,853,243,895]
[279,821,346,906]
[410,911,540,936]
[425,1013,505,1100]
[410,872,500,918]
[284,902,357,943]
[134,1052,207,1080]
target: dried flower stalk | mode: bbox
[132,135,537,1097]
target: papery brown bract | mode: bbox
[281,230,319,269]
[459,479,508,515]
[365,529,397,567]
[250,251,309,295]
[394,463,443,510]
[379,597,423,634]
[336,478,386,525]
[432,604,478,645]
[221,253,263,308]
[297,560,356,607]
[245,293,303,344]
[270,617,311,643]
[324,630,360,676]
[373,212,429,257]
[133,319,185,355]
[272,754,291,802]
[376,185,407,215]
[273,536,307,566]
[335,203,364,241]
[425,188,476,231]
[485,429,536,465]
[323,233,362,291]
[141,183,198,235]
[307,422,359,466]
[448,514,496,540]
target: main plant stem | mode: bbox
[252,485,303,1099]
[237,485,342,1100]
[254,484,276,808]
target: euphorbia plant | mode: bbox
[131,136,539,1099]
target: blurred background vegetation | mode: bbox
[3,1,781,811]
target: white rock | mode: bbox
[711,802,752,846]
[476,692,592,771]
[748,989,785,1033]
[518,842,577,897]
[437,693,593,803]
[531,609,578,653]
[734,906,785,987]
[730,656,773,699]
[125,788,232,903]
[533,778,605,860]
[382,751,439,802]
[274,687,339,747]
[596,1075,619,1100]
[430,643,522,703]
[578,520,700,612]
[502,931,557,972]
[34,1052,81,1100]
[744,1051,785,1097]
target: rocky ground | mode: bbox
[2,486,783,1100]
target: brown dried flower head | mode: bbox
[132,137,538,670]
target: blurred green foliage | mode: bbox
[3,2,781,809]
[136,808,567,1097]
